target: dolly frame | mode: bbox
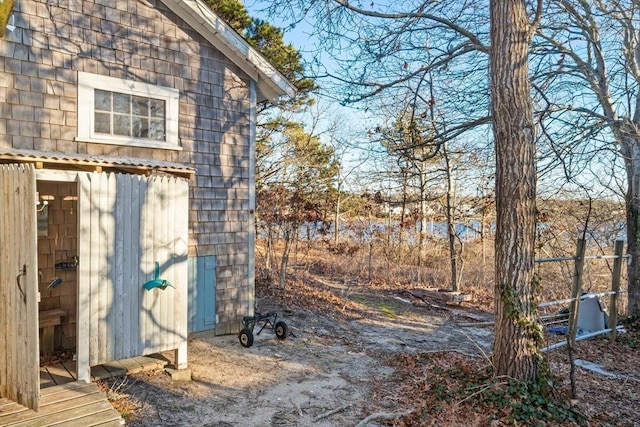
[238,310,288,347]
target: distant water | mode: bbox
[258,219,487,243]
[258,219,627,245]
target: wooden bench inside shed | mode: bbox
[39,309,66,355]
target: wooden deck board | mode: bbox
[1,354,168,425]
[40,381,97,399]
[134,355,169,370]
[1,393,106,424]
[39,384,101,407]
[0,398,21,410]
[44,365,74,386]
[61,361,77,380]
[43,353,167,384]
[0,382,122,427]
[101,362,126,377]
[90,365,112,381]
[0,401,27,417]
[117,357,144,374]
[47,410,123,427]
[39,369,56,389]
[9,401,115,426]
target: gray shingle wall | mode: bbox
[0,0,254,335]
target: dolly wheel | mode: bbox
[275,321,288,340]
[239,328,254,347]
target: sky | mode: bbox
[241,0,625,202]
[243,1,385,187]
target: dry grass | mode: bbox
[96,377,138,422]
[257,234,626,317]
[256,232,637,426]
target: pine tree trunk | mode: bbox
[490,0,540,381]
[621,136,640,315]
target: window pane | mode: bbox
[89,90,167,141]
[149,119,165,140]
[113,114,130,136]
[94,112,111,133]
[150,99,165,118]
[132,96,149,116]
[113,93,130,114]
[132,116,149,138]
[95,90,111,112]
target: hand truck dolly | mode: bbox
[238,310,288,348]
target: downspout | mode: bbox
[248,80,257,317]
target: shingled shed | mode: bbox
[0,0,295,410]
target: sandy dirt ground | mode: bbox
[115,287,494,426]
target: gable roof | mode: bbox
[161,0,297,103]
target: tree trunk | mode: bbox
[443,142,459,291]
[621,136,640,315]
[334,182,341,245]
[368,211,374,281]
[481,197,489,267]
[278,227,293,289]
[418,167,428,270]
[265,226,273,270]
[399,170,408,259]
[491,0,541,381]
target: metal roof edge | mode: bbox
[0,149,195,176]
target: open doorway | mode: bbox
[36,180,78,388]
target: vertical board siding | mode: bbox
[0,164,40,410]
[78,173,188,367]
[188,255,217,333]
[77,174,91,381]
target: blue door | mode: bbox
[187,255,217,333]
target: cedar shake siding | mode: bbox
[0,0,257,335]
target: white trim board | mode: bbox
[160,0,297,103]
[77,72,180,149]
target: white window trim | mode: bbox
[76,71,181,150]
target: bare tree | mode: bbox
[442,139,461,291]
[258,122,340,288]
[257,0,544,379]
[373,95,469,290]
[325,124,371,246]
[533,0,640,315]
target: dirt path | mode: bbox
[117,286,493,426]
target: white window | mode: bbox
[77,72,180,149]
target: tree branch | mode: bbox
[331,0,489,54]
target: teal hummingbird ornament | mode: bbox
[143,261,174,290]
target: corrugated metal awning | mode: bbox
[0,149,195,178]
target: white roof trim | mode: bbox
[161,0,297,102]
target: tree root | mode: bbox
[355,410,412,427]
[313,404,351,422]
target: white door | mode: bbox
[0,164,40,410]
